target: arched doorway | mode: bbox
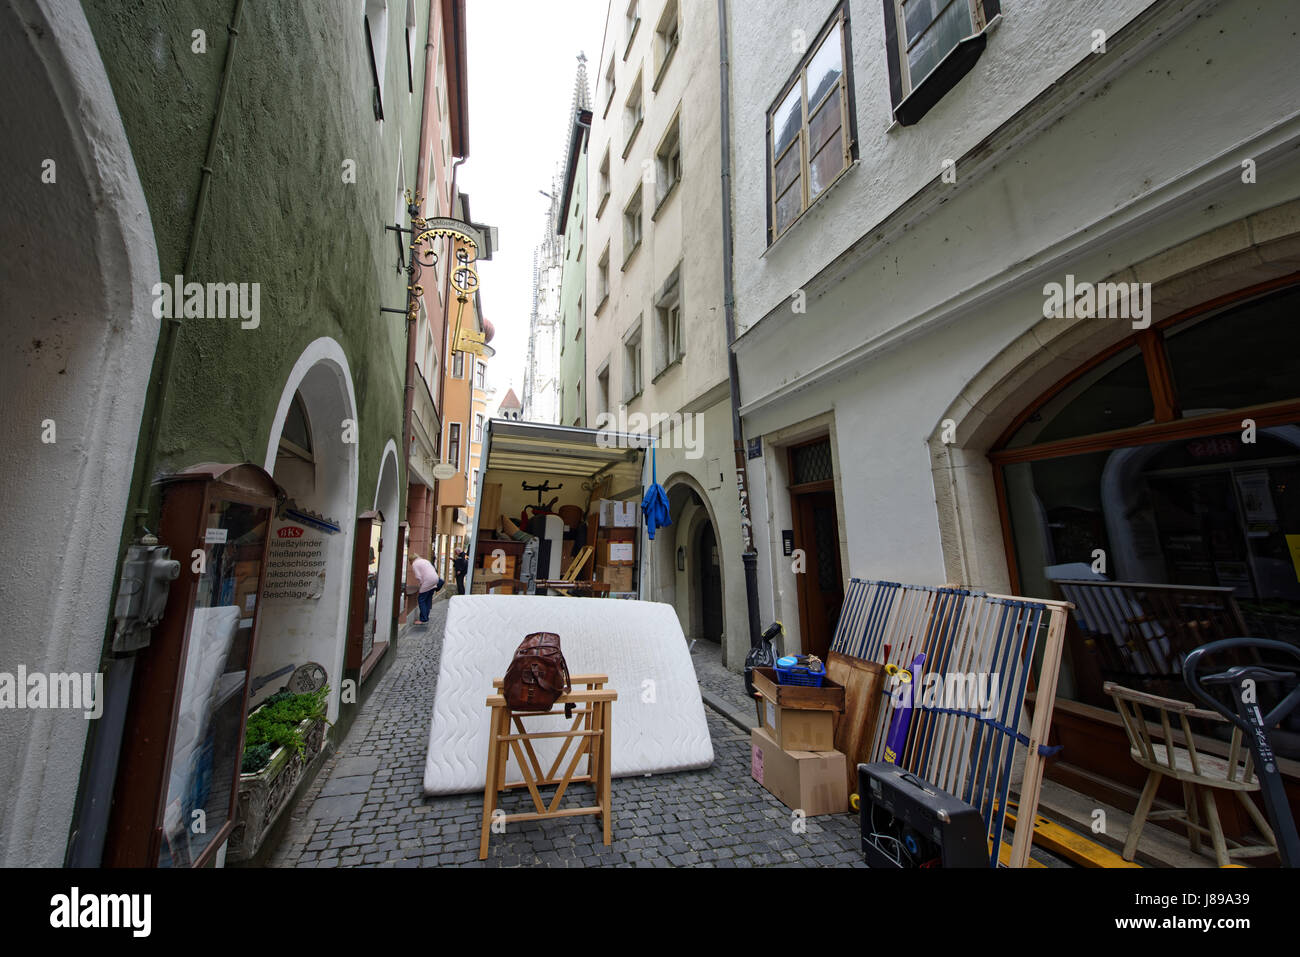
[368,440,401,661]
[0,0,162,867]
[257,339,359,722]
[661,475,725,648]
[696,522,723,643]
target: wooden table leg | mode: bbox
[480,703,505,860]
[601,699,613,846]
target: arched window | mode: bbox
[992,278,1300,713]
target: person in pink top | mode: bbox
[410,555,443,624]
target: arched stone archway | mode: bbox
[659,472,726,645]
[928,202,1300,592]
[371,440,402,646]
[0,0,162,867]
[256,338,359,721]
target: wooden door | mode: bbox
[791,488,844,662]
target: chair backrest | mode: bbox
[1104,681,1251,785]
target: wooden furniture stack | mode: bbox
[479,675,617,859]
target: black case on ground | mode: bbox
[858,762,988,868]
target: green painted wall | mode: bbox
[558,133,588,428]
[82,0,425,517]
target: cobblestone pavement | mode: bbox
[689,638,760,724]
[268,603,865,867]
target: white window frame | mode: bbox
[654,0,680,87]
[654,112,682,209]
[623,318,643,401]
[767,6,854,242]
[623,188,643,264]
[447,421,462,470]
[623,70,644,156]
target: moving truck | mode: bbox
[467,419,650,597]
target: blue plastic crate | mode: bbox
[774,655,825,687]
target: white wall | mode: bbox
[731,0,1300,590]
[0,0,162,867]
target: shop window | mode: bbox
[993,281,1300,723]
[106,465,278,866]
[1005,346,1154,449]
[1165,285,1300,417]
[768,5,856,242]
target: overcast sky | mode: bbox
[458,0,610,406]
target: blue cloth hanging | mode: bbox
[641,445,672,540]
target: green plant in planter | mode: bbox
[240,686,330,774]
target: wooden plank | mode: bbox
[827,652,886,799]
[1007,605,1067,868]
[1003,806,1141,868]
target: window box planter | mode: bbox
[227,709,327,862]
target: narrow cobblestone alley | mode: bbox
[269,597,865,868]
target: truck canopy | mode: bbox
[467,419,649,595]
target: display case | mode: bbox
[106,464,280,867]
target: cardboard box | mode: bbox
[597,539,635,567]
[598,499,637,528]
[757,692,836,751]
[597,564,635,593]
[750,727,848,816]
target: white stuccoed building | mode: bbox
[727,0,1300,798]
[581,0,752,670]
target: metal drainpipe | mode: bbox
[66,0,248,867]
[716,0,763,652]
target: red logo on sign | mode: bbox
[277,526,305,539]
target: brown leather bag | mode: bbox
[503,632,572,713]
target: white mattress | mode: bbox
[423,595,714,795]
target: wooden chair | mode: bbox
[1105,681,1279,866]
